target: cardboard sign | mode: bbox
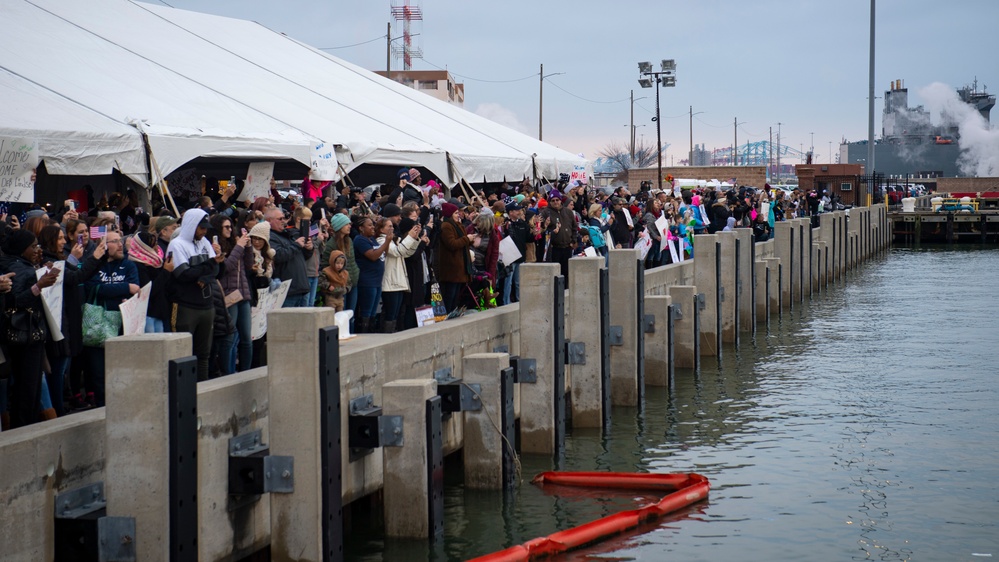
[243,161,274,201]
[119,282,152,336]
[624,209,634,228]
[36,261,64,341]
[583,246,598,257]
[635,232,653,260]
[310,142,338,181]
[498,236,522,265]
[251,280,292,340]
[0,138,37,203]
[655,215,670,251]
[667,237,680,263]
[415,306,436,327]
[569,164,587,185]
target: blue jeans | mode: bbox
[227,300,253,372]
[344,285,358,331]
[356,285,382,319]
[502,262,521,304]
[283,293,309,308]
[145,316,165,333]
[307,276,319,307]
[381,291,404,322]
[48,355,71,416]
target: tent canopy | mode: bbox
[0,0,589,189]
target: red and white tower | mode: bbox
[390,1,423,70]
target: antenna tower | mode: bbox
[390,1,423,70]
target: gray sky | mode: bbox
[159,0,997,166]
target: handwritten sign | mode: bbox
[36,261,65,341]
[166,167,201,201]
[415,306,435,327]
[667,237,680,263]
[310,142,338,181]
[569,164,587,185]
[635,232,653,260]
[119,282,152,336]
[0,138,38,203]
[243,161,274,202]
[251,280,291,340]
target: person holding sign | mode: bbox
[82,230,139,405]
[38,225,106,416]
[0,230,60,427]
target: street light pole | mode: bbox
[630,90,635,162]
[539,63,544,141]
[638,59,676,192]
[539,63,565,141]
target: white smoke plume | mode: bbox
[474,103,530,135]
[918,82,999,177]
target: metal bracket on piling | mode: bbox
[54,482,137,562]
[608,325,624,346]
[434,367,483,414]
[696,293,706,311]
[719,285,726,303]
[643,314,656,334]
[348,394,404,461]
[672,303,683,320]
[228,430,295,497]
[509,355,537,383]
[564,341,586,365]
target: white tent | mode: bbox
[0,0,588,191]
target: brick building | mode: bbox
[628,166,767,190]
[795,164,865,206]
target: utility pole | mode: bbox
[385,22,391,76]
[689,106,693,165]
[769,127,773,181]
[630,90,635,162]
[539,63,544,141]
[733,117,738,166]
[868,0,876,175]
[776,122,782,183]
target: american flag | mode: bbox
[89,225,107,239]
[309,224,320,237]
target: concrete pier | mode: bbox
[692,234,720,356]
[462,353,510,490]
[735,229,754,334]
[105,333,192,561]
[567,257,604,427]
[267,308,336,561]
[765,257,781,316]
[773,222,793,310]
[717,233,737,344]
[609,249,641,406]
[382,379,437,538]
[755,259,768,324]
[668,285,697,369]
[518,263,562,454]
[644,295,672,386]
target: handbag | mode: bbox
[82,289,122,347]
[2,306,48,345]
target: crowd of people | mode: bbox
[0,168,835,431]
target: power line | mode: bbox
[694,115,725,128]
[421,58,537,83]
[318,34,386,50]
[543,78,630,104]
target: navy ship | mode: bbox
[841,79,995,177]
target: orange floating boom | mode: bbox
[469,472,710,562]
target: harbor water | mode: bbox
[346,246,999,561]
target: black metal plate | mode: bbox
[318,326,343,561]
[168,356,198,561]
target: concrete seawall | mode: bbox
[0,206,889,560]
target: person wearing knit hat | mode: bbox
[408,168,422,183]
[381,203,402,221]
[397,167,410,180]
[1,229,37,258]
[249,221,271,244]
[329,212,351,233]
[0,228,61,427]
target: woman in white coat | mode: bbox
[377,218,422,333]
